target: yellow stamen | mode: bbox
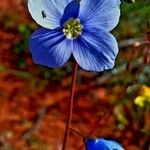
[63,18,83,40]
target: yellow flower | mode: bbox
[134,85,150,107]
[135,96,146,107]
[140,85,150,97]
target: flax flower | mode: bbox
[28,0,121,71]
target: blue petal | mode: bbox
[29,28,72,68]
[85,138,102,150]
[99,138,124,150]
[60,1,80,26]
[28,0,72,29]
[85,138,124,150]
[79,0,121,31]
[72,28,119,72]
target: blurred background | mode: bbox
[0,0,150,150]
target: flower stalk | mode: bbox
[62,63,78,150]
[69,126,84,138]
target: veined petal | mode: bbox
[79,0,121,31]
[28,0,72,29]
[73,28,119,72]
[60,1,80,26]
[29,28,72,68]
[99,138,124,150]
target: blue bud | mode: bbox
[84,137,124,150]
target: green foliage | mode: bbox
[115,0,150,38]
[14,24,32,54]
[13,24,33,69]
[139,66,150,85]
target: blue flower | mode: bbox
[85,137,124,150]
[28,0,121,72]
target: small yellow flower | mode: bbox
[134,85,150,107]
[135,96,146,107]
[140,85,150,97]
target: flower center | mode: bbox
[63,18,82,40]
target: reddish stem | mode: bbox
[69,126,85,138]
[62,63,78,150]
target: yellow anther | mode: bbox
[63,18,83,40]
